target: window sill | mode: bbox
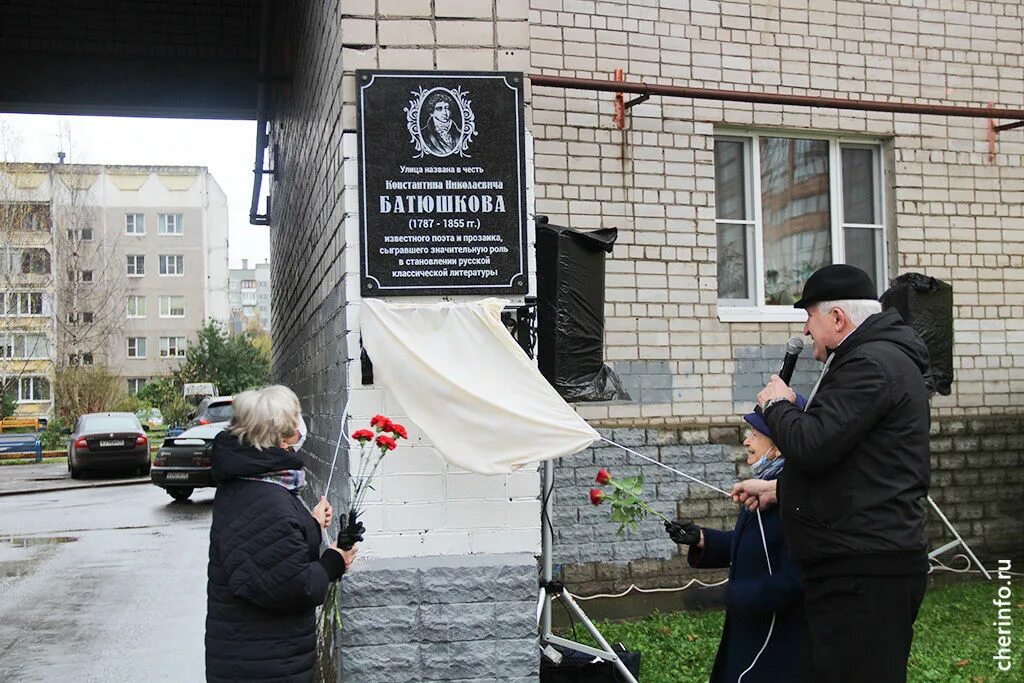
[717,305,807,324]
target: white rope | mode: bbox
[929,555,1024,577]
[570,577,729,601]
[599,437,732,498]
[323,395,351,497]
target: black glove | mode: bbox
[337,515,365,551]
[665,519,701,546]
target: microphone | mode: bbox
[778,336,805,385]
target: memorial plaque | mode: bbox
[357,70,528,296]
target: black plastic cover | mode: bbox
[536,216,629,402]
[880,272,954,395]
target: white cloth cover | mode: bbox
[360,298,600,474]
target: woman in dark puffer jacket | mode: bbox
[206,385,361,682]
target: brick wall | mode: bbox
[270,2,542,680]
[529,0,1024,424]
[553,417,1024,597]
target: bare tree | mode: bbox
[50,163,128,370]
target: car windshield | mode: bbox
[206,403,233,421]
[82,415,141,433]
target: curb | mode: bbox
[0,478,151,497]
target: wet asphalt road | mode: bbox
[0,473,213,682]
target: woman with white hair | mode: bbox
[205,385,361,682]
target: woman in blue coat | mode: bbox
[665,405,805,683]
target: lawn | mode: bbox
[558,579,1021,682]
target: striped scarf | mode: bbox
[241,469,306,492]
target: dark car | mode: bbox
[151,422,227,501]
[187,396,233,428]
[67,412,150,479]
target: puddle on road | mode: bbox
[0,535,77,579]
[4,535,78,547]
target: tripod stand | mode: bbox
[538,459,640,683]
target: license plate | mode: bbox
[99,440,124,448]
[166,472,189,481]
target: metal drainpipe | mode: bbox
[528,73,1024,121]
[249,0,274,226]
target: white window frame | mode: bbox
[714,129,889,323]
[126,254,146,277]
[2,292,45,317]
[125,213,145,235]
[158,254,184,276]
[127,337,147,359]
[159,296,185,319]
[126,295,146,319]
[18,376,51,403]
[159,336,187,358]
[0,334,48,360]
[127,378,146,394]
[158,213,184,236]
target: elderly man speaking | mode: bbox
[733,264,931,683]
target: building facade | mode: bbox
[228,258,272,335]
[0,163,230,408]
[262,2,1023,680]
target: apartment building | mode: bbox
[0,163,229,408]
[0,197,56,420]
[228,258,271,335]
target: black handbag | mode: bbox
[540,643,641,682]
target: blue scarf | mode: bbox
[753,456,785,482]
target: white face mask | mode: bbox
[751,447,775,475]
[293,415,307,452]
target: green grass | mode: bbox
[0,457,64,466]
[556,580,1022,682]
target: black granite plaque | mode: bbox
[356,71,528,296]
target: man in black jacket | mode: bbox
[733,264,931,683]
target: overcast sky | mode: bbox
[0,114,268,268]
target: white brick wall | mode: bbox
[340,105,542,559]
[529,0,1024,422]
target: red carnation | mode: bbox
[352,429,374,444]
[595,468,612,485]
[589,488,606,506]
[389,422,408,439]
[370,415,393,432]
[376,434,397,451]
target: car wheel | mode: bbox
[168,487,194,502]
[69,457,83,480]
[139,462,151,476]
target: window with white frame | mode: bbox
[714,133,887,319]
[127,378,146,394]
[158,213,183,235]
[67,311,95,325]
[126,295,146,318]
[18,376,50,402]
[159,254,184,276]
[159,296,185,318]
[127,337,147,358]
[160,336,187,357]
[126,255,145,277]
[2,292,44,316]
[126,213,145,235]
[0,334,49,359]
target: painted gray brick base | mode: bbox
[338,554,540,682]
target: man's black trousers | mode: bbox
[802,574,927,682]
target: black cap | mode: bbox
[793,264,877,309]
